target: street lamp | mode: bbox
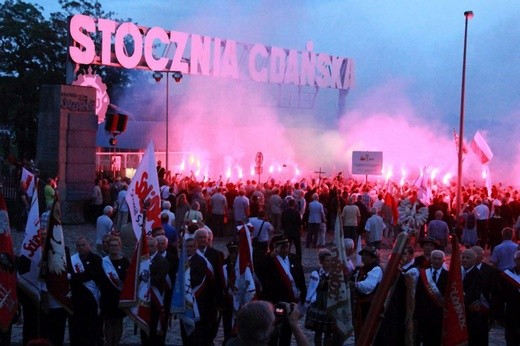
[456,11,474,215]
[153,71,183,172]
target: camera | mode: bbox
[274,303,288,318]
[274,302,293,320]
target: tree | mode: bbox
[0,0,134,160]
[0,0,64,159]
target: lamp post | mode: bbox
[152,71,183,173]
[456,11,474,215]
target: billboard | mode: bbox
[351,151,383,175]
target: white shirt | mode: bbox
[355,265,383,294]
[474,203,490,220]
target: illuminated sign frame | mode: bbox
[68,14,354,90]
[352,151,383,175]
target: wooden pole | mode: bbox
[355,230,410,346]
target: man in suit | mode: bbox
[69,237,105,346]
[180,237,209,345]
[472,246,497,321]
[462,248,489,346]
[141,237,170,346]
[155,235,178,338]
[413,249,448,346]
[498,250,520,345]
[281,199,303,264]
[263,235,306,346]
[194,228,225,345]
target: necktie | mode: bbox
[432,269,438,283]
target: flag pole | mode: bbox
[355,230,411,346]
[455,10,474,215]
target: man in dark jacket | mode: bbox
[413,249,448,346]
[281,199,303,263]
[69,237,105,346]
[263,235,306,346]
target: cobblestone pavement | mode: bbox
[8,224,506,345]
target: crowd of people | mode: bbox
[5,164,520,346]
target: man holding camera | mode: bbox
[263,235,306,346]
[226,300,309,346]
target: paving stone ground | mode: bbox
[8,224,506,345]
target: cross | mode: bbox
[314,167,326,184]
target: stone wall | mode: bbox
[36,85,97,223]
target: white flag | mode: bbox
[17,189,41,302]
[470,131,493,164]
[21,168,36,198]
[125,141,162,240]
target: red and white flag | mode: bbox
[119,228,151,335]
[125,141,162,240]
[0,194,18,332]
[442,235,468,346]
[17,189,42,303]
[233,225,256,314]
[21,168,36,198]
[470,131,493,164]
[453,128,469,157]
[40,199,73,313]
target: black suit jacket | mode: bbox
[281,208,302,237]
[478,262,496,308]
[188,253,210,310]
[201,247,225,295]
[463,266,483,308]
[414,267,448,322]
[150,252,169,294]
[160,250,179,289]
[70,251,104,313]
[264,253,306,304]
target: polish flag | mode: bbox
[125,141,162,239]
[470,131,493,164]
[441,235,468,346]
[119,227,151,335]
[21,168,36,198]
[0,194,18,332]
[40,198,73,313]
[17,189,42,303]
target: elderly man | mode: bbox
[114,183,129,232]
[427,210,450,250]
[474,198,490,249]
[498,250,520,346]
[161,201,176,227]
[491,227,520,271]
[307,193,326,249]
[180,237,208,345]
[233,189,250,226]
[210,187,228,237]
[413,249,448,346]
[264,235,306,346]
[364,207,386,249]
[141,237,169,346]
[95,205,114,255]
[353,245,383,338]
[195,228,225,345]
[69,237,104,346]
[462,248,489,346]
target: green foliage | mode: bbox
[0,0,133,159]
